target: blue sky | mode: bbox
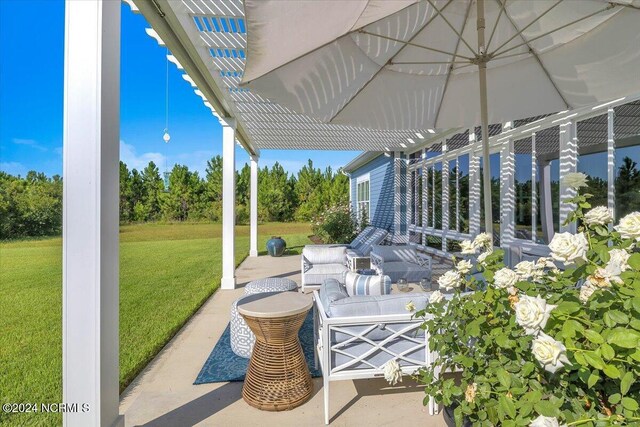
[0,0,359,178]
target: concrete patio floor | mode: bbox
[120,253,452,426]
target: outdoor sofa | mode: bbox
[301,226,389,291]
[370,245,432,283]
[313,278,436,424]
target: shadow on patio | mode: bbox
[120,254,448,426]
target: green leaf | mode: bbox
[499,395,516,419]
[583,352,604,370]
[607,328,640,348]
[607,310,629,325]
[583,329,604,344]
[555,301,582,315]
[496,368,511,389]
[628,253,640,270]
[603,364,620,379]
[534,400,560,417]
[609,393,622,404]
[622,397,639,411]
[621,371,634,395]
[587,372,599,388]
[521,362,536,377]
[600,343,615,360]
[631,297,640,314]
[574,351,588,367]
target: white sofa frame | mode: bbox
[312,291,436,424]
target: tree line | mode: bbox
[0,158,349,239]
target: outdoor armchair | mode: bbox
[313,280,434,424]
[301,246,349,292]
[370,245,432,283]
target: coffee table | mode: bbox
[237,291,313,411]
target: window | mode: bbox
[479,153,501,244]
[356,176,370,221]
[514,137,533,241]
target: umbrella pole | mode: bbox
[477,0,494,240]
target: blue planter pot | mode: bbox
[266,236,287,257]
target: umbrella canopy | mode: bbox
[241,0,640,235]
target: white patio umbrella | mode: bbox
[241,0,640,237]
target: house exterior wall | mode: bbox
[350,154,397,233]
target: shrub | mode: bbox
[311,204,360,244]
[415,173,640,426]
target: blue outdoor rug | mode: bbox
[194,310,322,384]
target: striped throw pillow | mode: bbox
[344,272,392,297]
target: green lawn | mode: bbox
[0,222,311,426]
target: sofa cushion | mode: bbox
[319,278,349,316]
[382,261,430,283]
[371,245,418,263]
[303,246,346,265]
[304,263,349,285]
[344,271,392,297]
[328,293,428,318]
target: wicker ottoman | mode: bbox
[230,278,299,358]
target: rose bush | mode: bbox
[311,203,364,244]
[415,174,640,426]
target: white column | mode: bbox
[249,155,259,257]
[393,151,402,235]
[500,138,515,243]
[539,160,555,243]
[559,121,578,233]
[221,117,237,289]
[469,129,481,236]
[455,157,460,232]
[62,1,122,426]
[441,141,449,251]
[607,108,616,225]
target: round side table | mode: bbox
[237,291,313,411]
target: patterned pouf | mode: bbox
[243,277,298,295]
[230,278,299,358]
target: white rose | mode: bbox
[493,267,519,289]
[473,232,492,250]
[535,257,556,270]
[514,261,536,280]
[579,283,597,304]
[438,270,461,291]
[561,172,588,189]
[460,239,477,255]
[608,248,630,272]
[531,332,570,374]
[464,383,477,403]
[477,251,491,266]
[583,206,612,226]
[383,359,402,385]
[456,259,473,275]
[405,301,416,312]
[514,295,556,335]
[548,232,588,265]
[586,266,621,288]
[615,212,640,241]
[429,290,445,304]
[530,415,565,427]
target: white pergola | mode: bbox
[62,1,444,425]
[61,1,640,426]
